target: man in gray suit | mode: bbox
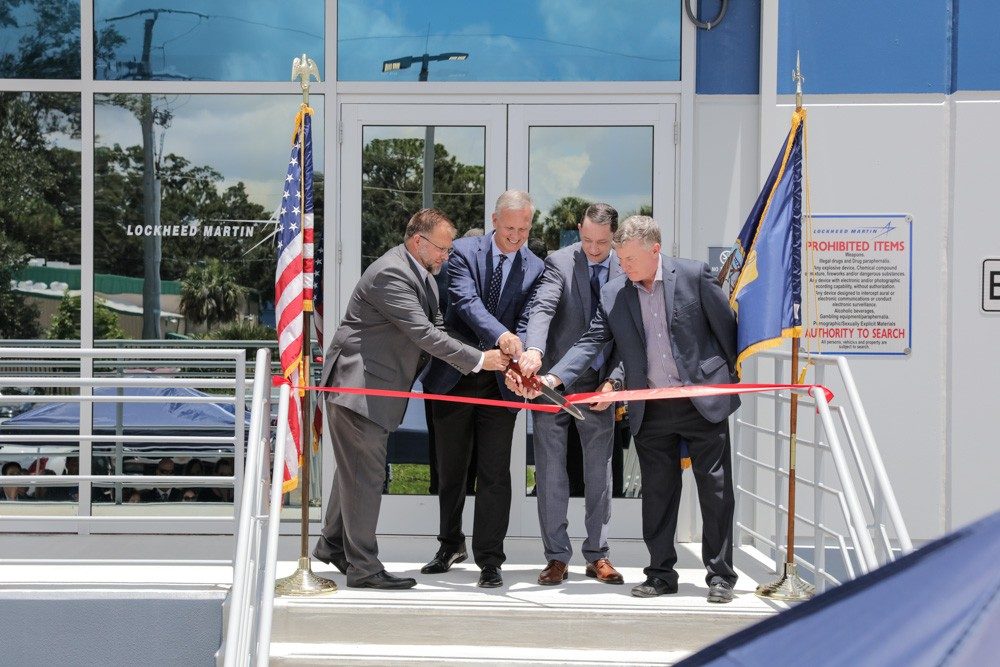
[518,203,626,586]
[509,215,740,603]
[313,209,510,589]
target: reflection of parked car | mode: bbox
[0,387,37,423]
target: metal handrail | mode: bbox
[0,347,247,529]
[221,348,280,667]
[734,350,910,592]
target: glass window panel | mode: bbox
[526,124,652,499]
[0,0,81,79]
[1,92,81,342]
[93,93,324,343]
[529,125,652,252]
[339,0,681,82]
[360,124,486,495]
[93,0,324,81]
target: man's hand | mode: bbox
[497,331,523,359]
[589,380,616,412]
[482,349,512,371]
[518,349,542,377]
[504,369,540,399]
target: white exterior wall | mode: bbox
[949,94,1000,531]
[692,89,1000,542]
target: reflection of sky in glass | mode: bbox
[363,126,485,167]
[94,0,323,81]
[339,0,681,82]
[95,95,325,211]
[529,126,652,218]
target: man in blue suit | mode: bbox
[421,190,545,588]
[509,215,740,603]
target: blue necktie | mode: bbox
[589,264,607,371]
[589,264,604,320]
[486,253,507,316]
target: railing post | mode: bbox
[813,364,826,592]
[812,388,878,572]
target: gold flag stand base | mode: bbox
[755,562,815,601]
[274,557,338,596]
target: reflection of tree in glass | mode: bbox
[361,138,484,270]
[46,294,126,340]
[0,0,122,79]
[533,196,591,251]
[94,141,281,334]
[179,258,248,332]
[0,91,80,339]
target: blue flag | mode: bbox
[727,109,805,376]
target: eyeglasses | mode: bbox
[418,234,453,255]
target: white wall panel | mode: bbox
[691,96,761,259]
[949,97,1000,530]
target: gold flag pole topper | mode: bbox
[275,53,337,597]
[756,51,816,601]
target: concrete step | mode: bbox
[268,545,788,664]
[269,642,693,666]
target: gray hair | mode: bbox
[494,189,534,215]
[613,215,661,247]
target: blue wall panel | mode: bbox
[695,0,761,94]
[955,1,1000,91]
[777,1,952,94]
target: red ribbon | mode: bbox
[271,376,833,410]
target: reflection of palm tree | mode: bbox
[179,259,247,331]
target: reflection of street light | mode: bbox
[381,51,469,208]
[382,52,468,81]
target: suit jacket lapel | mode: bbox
[476,234,490,292]
[661,257,677,330]
[624,282,646,347]
[609,252,623,281]
[573,248,591,318]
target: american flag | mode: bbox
[274,106,313,493]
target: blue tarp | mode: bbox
[0,386,248,438]
[680,510,1000,666]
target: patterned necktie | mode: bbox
[486,253,507,315]
[589,264,604,320]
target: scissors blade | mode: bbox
[508,360,585,421]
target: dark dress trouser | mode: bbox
[319,400,390,585]
[633,398,738,587]
[432,369,517,569]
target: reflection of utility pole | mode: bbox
[381,51,468,209]
[106,8,206,338]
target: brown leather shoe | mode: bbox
[586,558,624,585]
[537,559,568,585]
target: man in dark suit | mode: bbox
[312,209,510,590]
[518,203,626,586]
[421,190,545,588]
[510,214,740,603]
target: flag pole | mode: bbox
[275,53,337,597]
[756,51,815,601]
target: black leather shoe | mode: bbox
[420,548,468,574]
[707,580,734,603]
[312,549,349,575]
[348,570,417,590]
[477,565,503,588]
[631,576,678,598]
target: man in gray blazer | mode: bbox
[510,215,740,603]
[518,203,626,586]
[313,209,510,589]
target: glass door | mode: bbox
[507,103,699,539]
[338,104,507,534]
